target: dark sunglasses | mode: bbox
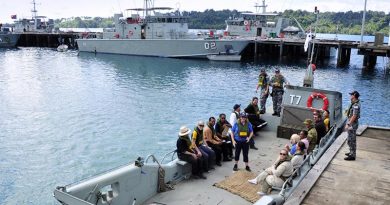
[280,153,287,156]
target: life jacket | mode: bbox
[207,123,218,141]
[272,75,284,88]
[346,100,360,119]
[192,127,204,146]
[237,122,249,137]
[258,74,268,87]
[234,111,239,120]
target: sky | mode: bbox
[1,0,390,23]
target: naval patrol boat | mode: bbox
[0,28,20,48]
[225,0,304,38]
[76,0,249,59]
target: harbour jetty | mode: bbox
[16,33,78,48]
[15,32,101,49]
[242,36,389,69]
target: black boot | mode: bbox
[250,144,258,150]
[344,156,355,161]
[233,164,238,171]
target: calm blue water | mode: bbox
[0,44,389,204]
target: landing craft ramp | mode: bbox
[285,127,390,205]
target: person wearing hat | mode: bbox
[229,104,241,128]
[230,113,254,172]
[303,119,317,154]
[269,69,289,117]
[176,125,206,179]
[344,91,361,161]
[255,69,270,114]
[191,121,216,171]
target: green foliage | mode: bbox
[56,17,114,28]
[54,10,390,35]
[281,10,390,35]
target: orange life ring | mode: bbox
[307,92,329,111]
[128,30,133,36]
[244,20,249,26]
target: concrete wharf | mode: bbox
[285,126,390,205]
[243,37,390,69]
[16,32,99,49]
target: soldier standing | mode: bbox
[255,69,270,114]
[344,91,361,161]
[269,69,289,117]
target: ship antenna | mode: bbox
[31,0,38,30]
[254,0,267,13]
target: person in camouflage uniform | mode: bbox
[256,69,270,114]
[344,91,361,161]
[304,119,317,154]
[269,69,288,117]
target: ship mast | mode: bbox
[303,7,319,88]
[31,0,38,30]
[254,0,267,13]
[143,0,154,17]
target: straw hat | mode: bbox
[178,126,191,136]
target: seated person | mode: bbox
[191,120,216,171]
[323,109,330,132]
[215,113,233,161]
[204,117,223,166]
[313,111,327,145]
[291,141,306,170]
[285,134,300,156]
[304,119,317,154]
[244,97,268,132]
[299,130,309,155]
[177,126,206,179]
[248,149,293,195]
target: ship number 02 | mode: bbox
[290,95,302,105]
[204,42,217,50]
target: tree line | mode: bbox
[56,10,390,35]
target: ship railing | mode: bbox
[159,150,178,164]
[144,154,162,167]
[277,118,346,199]
[278,153,311,197]
[310,118,346,165]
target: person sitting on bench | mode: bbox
[248,148,293,195]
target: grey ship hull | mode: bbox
[0,34,20,48]
[77,39,250,58]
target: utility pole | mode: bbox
[360,0,367,45]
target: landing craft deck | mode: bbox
[145,115,286,205]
